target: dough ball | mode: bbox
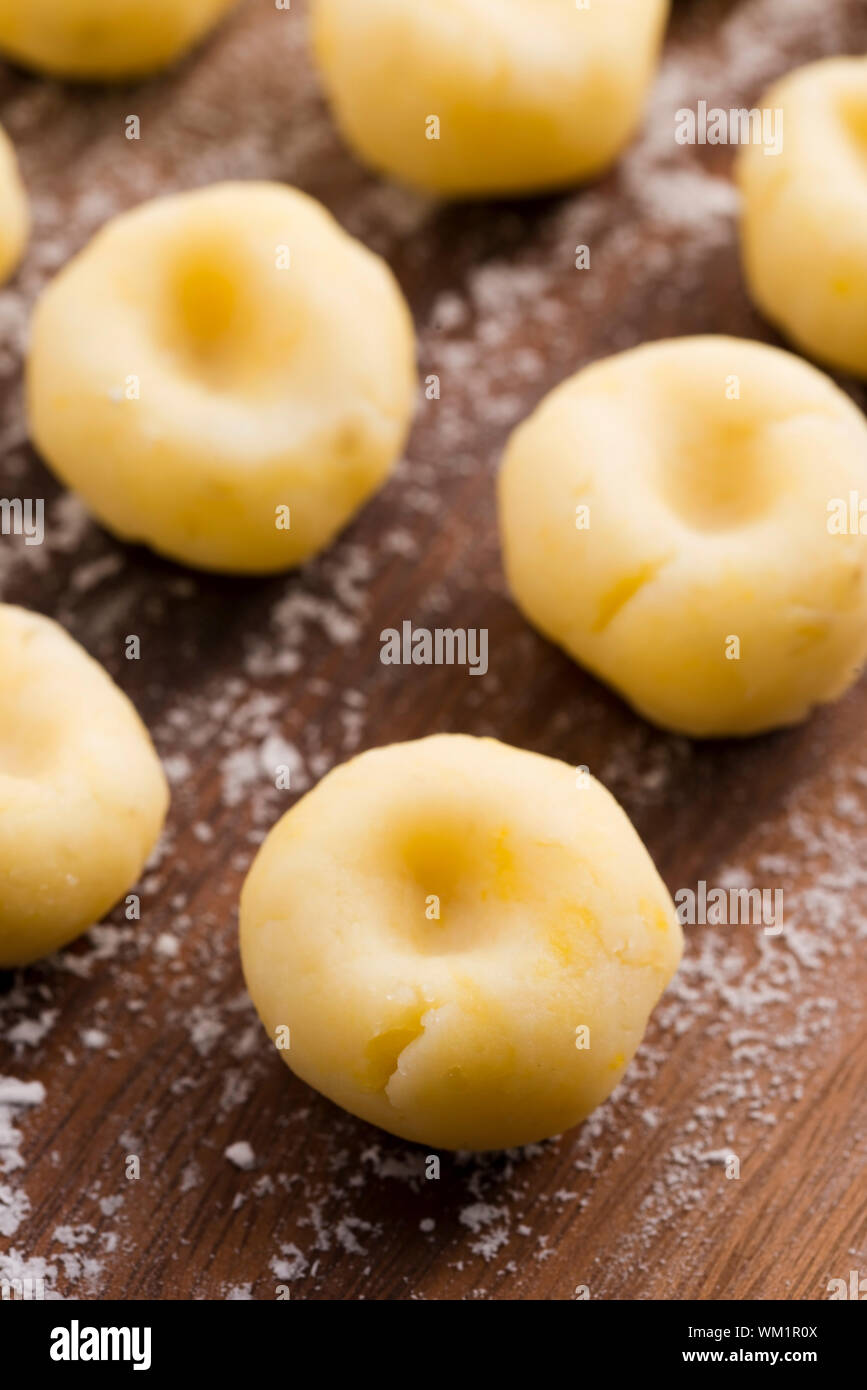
[240,734,682,1151]
[499,336,867,738]
[0,0,238,80]
[0,122,28,284]
[27,182,417,574]
[0,605,169,967]
[311,0,670,197]
[738,57,867,379]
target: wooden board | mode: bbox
[1,0,866,1302]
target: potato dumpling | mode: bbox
[738,57,867,379]
[240,734,682,1152]
[0,122,28,284]
[0,0,238,81]
[27,182,417,574]
[499,337,867,738]
[0,605,169,967]
[311,0,670,197]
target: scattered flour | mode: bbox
[1,0,865,1302]
[225,1141,256,1172]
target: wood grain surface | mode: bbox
[1,0,866,1302]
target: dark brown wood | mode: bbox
[1,0,866,1301]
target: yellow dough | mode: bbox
[0,605,169,967]
[240,734,682,1151]
[27,182,417,574]
[0,122,28,284]
[738,57,867,379]
[0,0,239,81]
[499,337,867,738]
[311,0,670,198]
